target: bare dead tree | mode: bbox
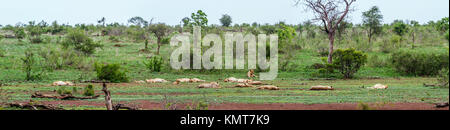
[102,82,113,110]
[295,0,356,63]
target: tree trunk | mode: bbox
[327,33,335,64]
[102,83,113,110]
[156,38,161,55]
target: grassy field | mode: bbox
[1,37,448,110]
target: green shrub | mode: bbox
[83,85,95,96]
[367,55,389,68]
[14,28,26,41]
[38,47,86,71]
[445,31,449,43]
[94,63,129,83]
[332,48,368,79]
[57,87,72,95]
[0,48,5,57]
[391,49,449,76]
[62,29,103,55]
[21,49,43,81]
[143,56,163,72]
[109,36,120,42]
[437,68,449,87]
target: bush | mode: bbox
[143,56,163,72]
[21,49,43,81]
[0,48,5,57]
[38,47,86,71]
[332,48,368,79]
[62,29,103,55]
[83,85,95,96]
[109,36,120,42]
[367,55,389,68]
[391,49,449,76]
[437,68,449,87]
[57,87,72,95]
[94,63,129,83]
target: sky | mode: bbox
[0,0,448,26]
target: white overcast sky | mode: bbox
[0,0,448,26]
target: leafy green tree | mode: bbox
[392,20,408,36]
[62,29,103,55]
[436,17,449,32]
[182,17,191,27]
[191,10,208,27]
[128,16,149,27]
[362,6,383,44]
[278,24,298,71]
[219,14,232,27]
[14,27,26,41]
[148,23,170,55]
[26,21,45,43]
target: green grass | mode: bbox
[1,36,449,110]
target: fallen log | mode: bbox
[8,103,64,110]
[31,93,100,100]
[435,102,449,108]
[113,104,139,110]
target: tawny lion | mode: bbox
[197,82,221,89]
[257,85,280,90]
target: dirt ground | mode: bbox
[38,100,449,110]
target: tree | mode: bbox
[392,20,408,36]
[409,20,420,47]
[191,10,208,27]
[128,16,148,27]
[296,0,356,64]
[148,23,170,55]
[181,17,191,27]
[362,6,383,44]
[62,29,103,55]
[436,17,449,32]
[220,14,232,27]
[98,17,106,27]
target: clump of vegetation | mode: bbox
[331,48,368,79]
[26,21,45,44]
[437,68,449,87]
[57,87,73,95]
[83,85,95,96]
[391,49,449,76]
[367,55,389,68]
[143,56,163,72]
[62,29,103,55]
[14,27,26,42]
[38,47,86,71]
[21,49,44,81]
[358,102,374,110]
[94,63,129,83]
[109,36,120,42]
[278,24,298,71]
[0,48,5,57]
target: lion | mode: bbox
[257,85,280,90]
[145,78,168,83]
[224,77,252,83]
[310,85,334,90]
[189,78,206,83]
[134,80,146,84]
[248,81,263,85]
[247,69,257,78]
[235,83,254,88]
[52,81,74,86]
[368,84,388,89]
[197,82,221,89]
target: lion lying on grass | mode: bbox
[256,85,280,90]
[224,77,252,83]
[173,78,206,85]
[197,82,221,89]
[145,78,168,83]
[52,81,74,86]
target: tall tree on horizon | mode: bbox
[296,0,356,64]
[362,6,383,45]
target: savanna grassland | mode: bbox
[0,13,449,110]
